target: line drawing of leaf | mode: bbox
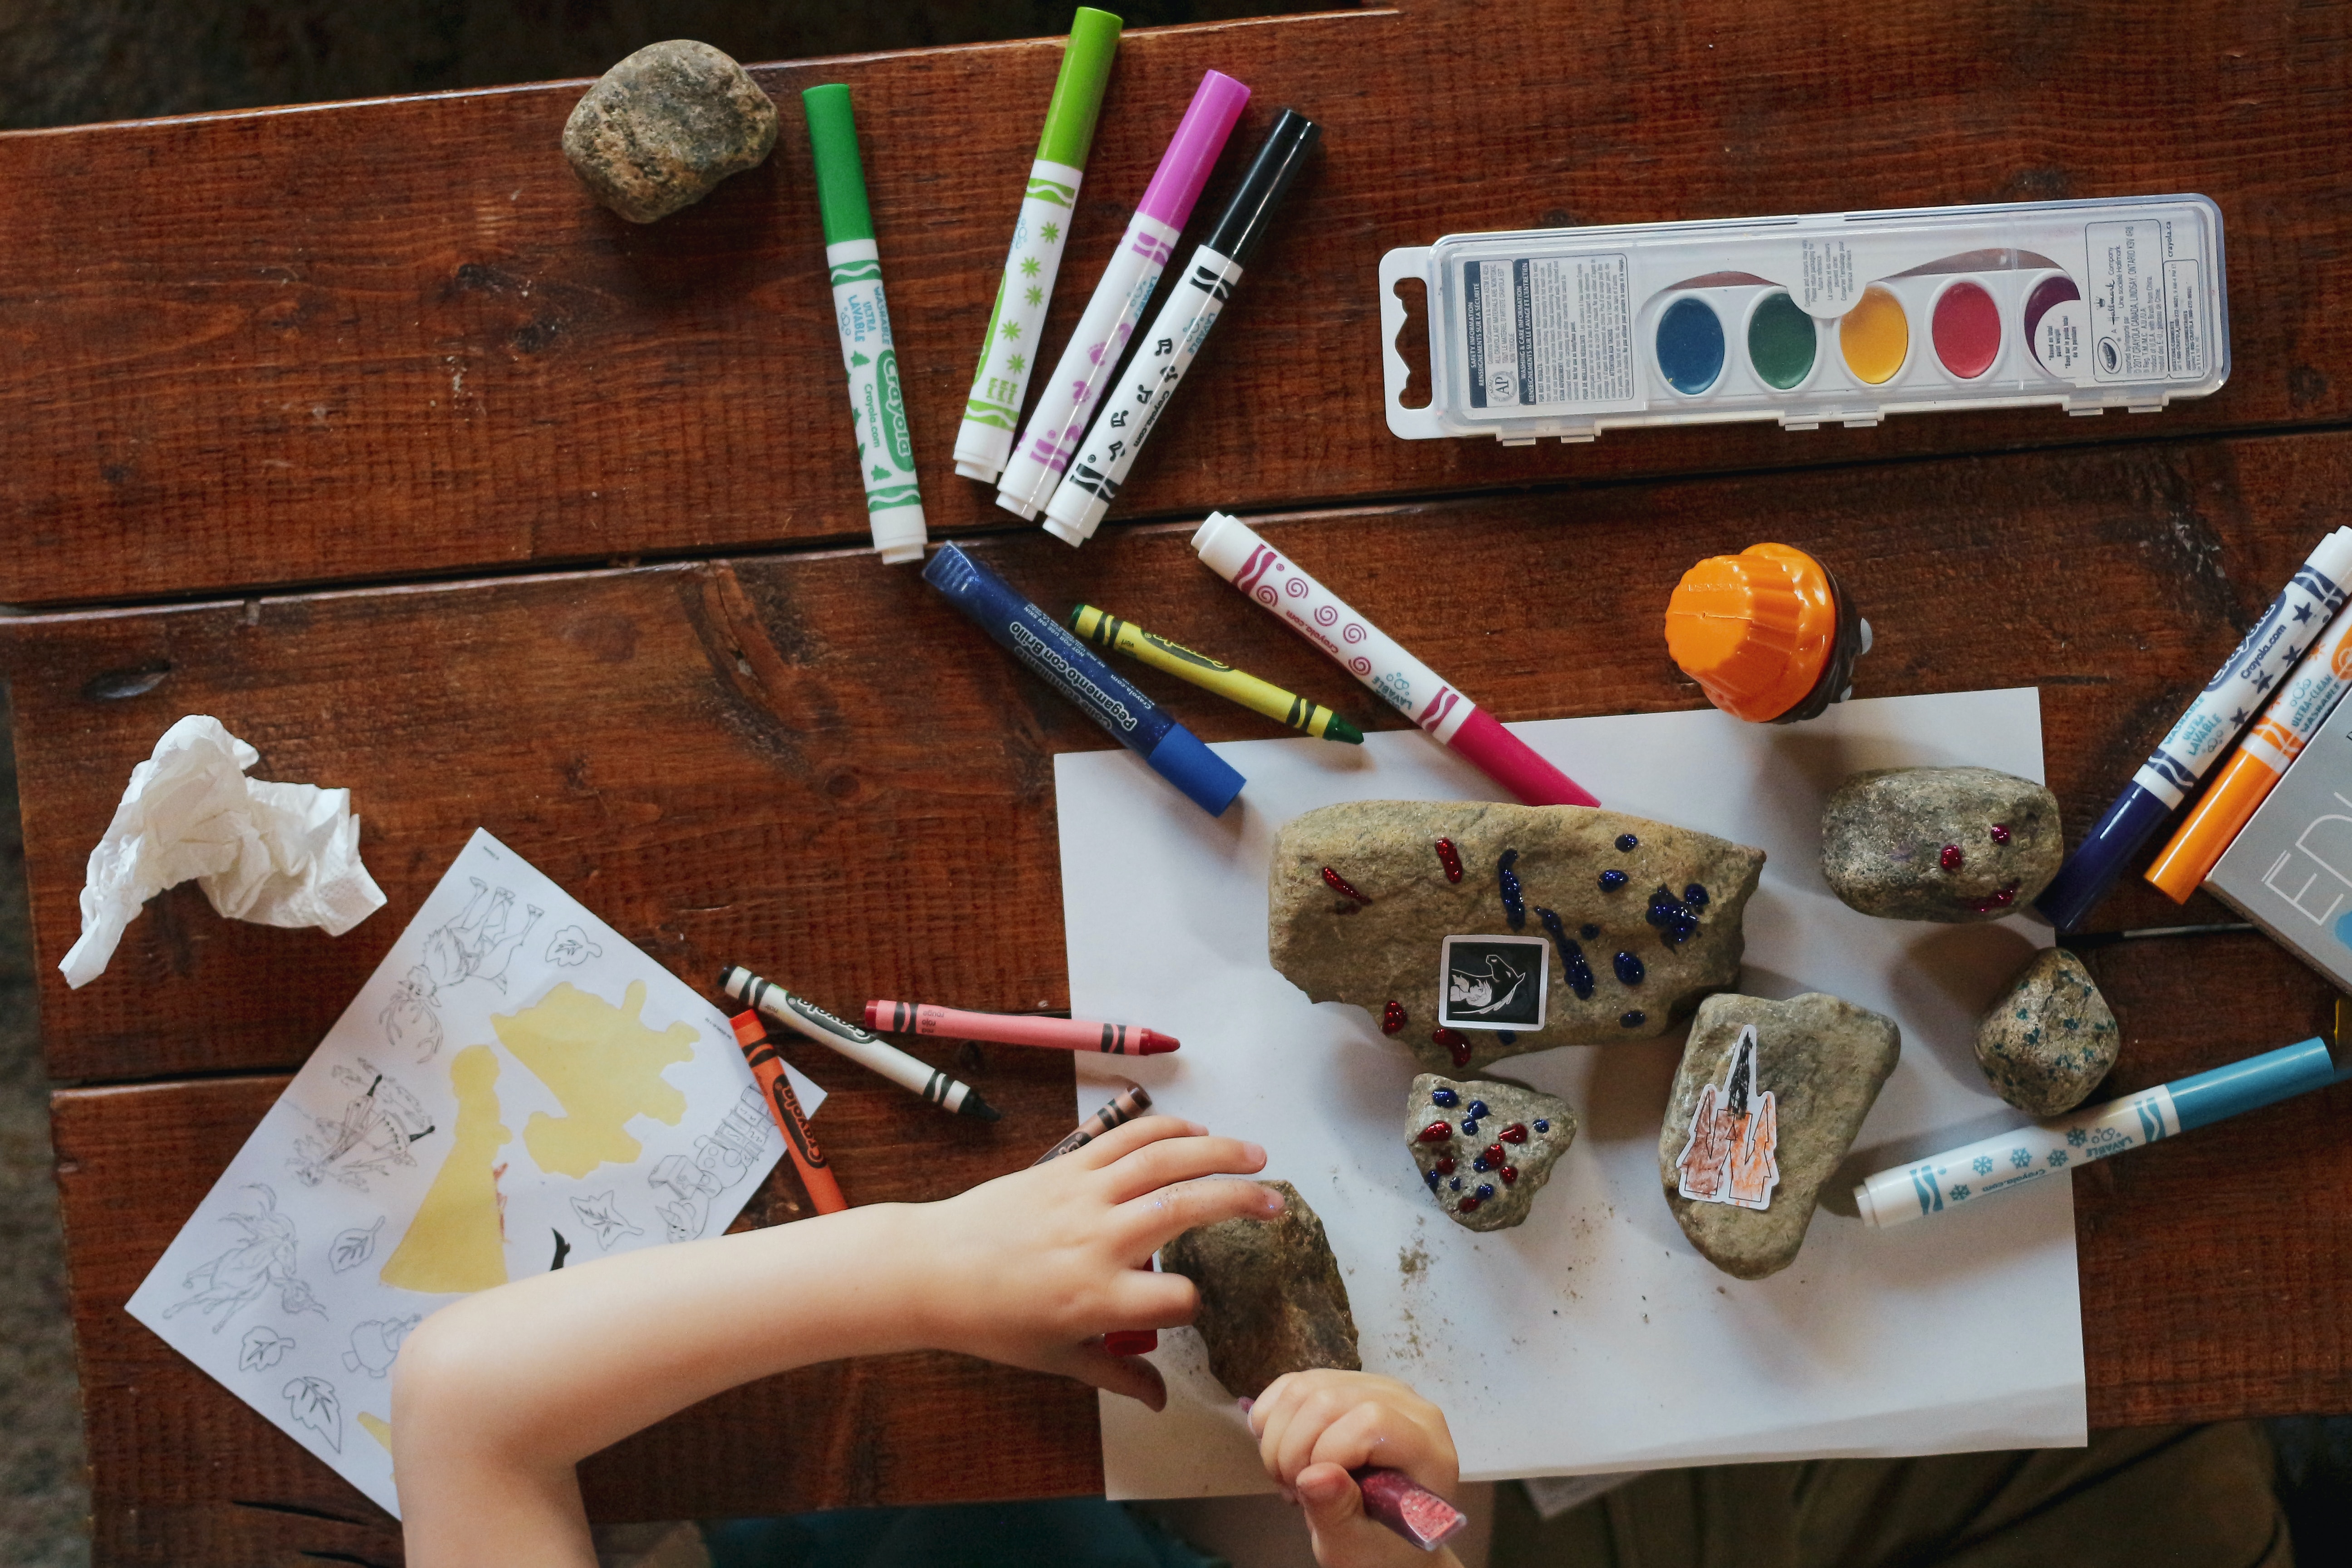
[330,1216,385,1274]
[239,1326,294,1372]
[283,1375,343,1453]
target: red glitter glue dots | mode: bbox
[1322,866,1372,904]
[1431,1028,1471,1067]
[1418,1121,1453,1144]
[1434,837,1464,882]
[1382,1000,1406,1035]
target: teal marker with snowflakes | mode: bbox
[952,10,1122,484]
[806,84,926,565]
[1857,1034,2347,1228]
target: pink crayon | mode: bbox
[1192,512,1599,808]
[866,1000,1179,1055]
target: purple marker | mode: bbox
[994,70,1249,520]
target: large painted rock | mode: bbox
[1974,947,2120,1115]
[1405,1073,1577,1231]
[1819,766,2062,922]
[1161,1181,1360,1399]
[1269,801,1765,1073]
[1657,992,1899,1280]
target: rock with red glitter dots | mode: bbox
[1268,800,1766,1071]
[1404,1072,1577,1232]
[1820,767,2061,923]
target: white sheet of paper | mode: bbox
[1057,689,2084,1496]
[127,828,816,1517]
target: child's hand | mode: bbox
[1250,1370,1462,1568]
[909,1115,1278,1411]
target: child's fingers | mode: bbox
[1098,1133,1267,1203]
[1066,1114,1208,1171]
[1049,1342,1168,1411]
[1294,1463,1367,1541]
[1111,1266,1203,1330]
[1117,1175,1285,1251]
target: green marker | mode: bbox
[951,9,1122,485]
[804,84,925,565]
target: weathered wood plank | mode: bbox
[9,427,2351,1084]
[5,0,2350,606]
[54,1073,1103,1567]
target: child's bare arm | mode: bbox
[392,1117,1276,1568]
[1250,1369,1464,1568]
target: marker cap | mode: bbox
[1144,724,1245,816]
[1201,109,1321,269]
[1665,544,1862,723]
[2034,784,2174,931]
[1038,8,1124,167]
[2168,1036,2347,1132]
[803,85,875,245]
[1136,71,1251,229]
[2144,749,2279,903]
[1448,707,1600,808]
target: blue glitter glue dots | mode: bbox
[1614,951,1645,985]
[1620,1009,1646,1028]
[1646,884,1702,945]
[1467,1099,1490,1119]
[1497,1031,1518,1045]
[1581,923,1601,939]
[1656,296,1726,395]
[1616,833,1639,851]
[1534,1118,1551,1133]
[1684,883,1710,906]
[1600,869,1628,891]
[1535,907,1596,1000]
[1475,1183,1496,1200]
[1498,848,1525,928]
[1431,1086,1460,1108]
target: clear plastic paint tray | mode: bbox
[1379,195,2228,444]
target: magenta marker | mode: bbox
[1193,512,1601,808]
[995,70,1250,520]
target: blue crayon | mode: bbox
[923,543,1245,816]
[2036,528,2352,930]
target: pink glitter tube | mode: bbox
[1354,1467,1470,1550]
[1191,512,1598,807]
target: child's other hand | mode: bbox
[911,1115,1277,1412]
[1250,1370,1462,1568]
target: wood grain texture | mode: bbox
[5,0,2351,606]
[51,1075,1103,1568]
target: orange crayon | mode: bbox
[2147,601,2352,902]
[731,1011,848,1216]
[1665,543,1871,724]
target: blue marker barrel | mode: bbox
[923,543,1245,816]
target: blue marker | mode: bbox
[923,543,1245,815]
[2036,527,2352,930]
[1854,1034,2351,1227]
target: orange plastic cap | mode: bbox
[2144,750,2281,903]
[1664,543,1838,722]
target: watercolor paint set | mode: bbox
[1379,195,2227,444]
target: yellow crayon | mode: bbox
[1068,605,1364,743]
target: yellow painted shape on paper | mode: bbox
[358,1411,393,1451]
[381,1045,512,1294]
[498,980,695,1177]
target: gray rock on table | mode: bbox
[1819,766,2061,922]
[1974,947,2120,1115]
[563,41,779,224]
[1405,1073,1577,1231]
[1160,1180,1359,1400]
[1658,991,1899,1280]
[1269,800,1765,1073]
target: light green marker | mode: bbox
[951,8,1122,485]
[805,84,925,565]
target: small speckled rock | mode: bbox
[1404,1073,1577,1231]
[1269,801,1765,1073]
[563,41,779,223]
[1974,947,2120,1115]
[1819,766,2061,922]
[1659,992,1899,1280]
[1161,1181,1359,1399]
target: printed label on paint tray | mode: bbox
[1461,253,1635,414]
[2084,220,2206,382]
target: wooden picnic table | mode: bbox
[6,2,2351,1562]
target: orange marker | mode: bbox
[1664,543,1871,723]
[730,1011,848,1216]
[2146,601,2352,902]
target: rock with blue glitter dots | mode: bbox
[1973,947,2117,1115]
[1405,1072,1578,1232]
[1269,801,1765,1071]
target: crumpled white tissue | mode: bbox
[60,715,387,988]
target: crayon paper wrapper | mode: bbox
[125,829,813,1517]
[959,159,1083,442]
[2133,537,2352,806]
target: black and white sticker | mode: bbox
[1437,934,1549,1031]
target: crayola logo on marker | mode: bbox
[877,350,914,470]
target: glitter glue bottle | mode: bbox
[1663,543,1871,723]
